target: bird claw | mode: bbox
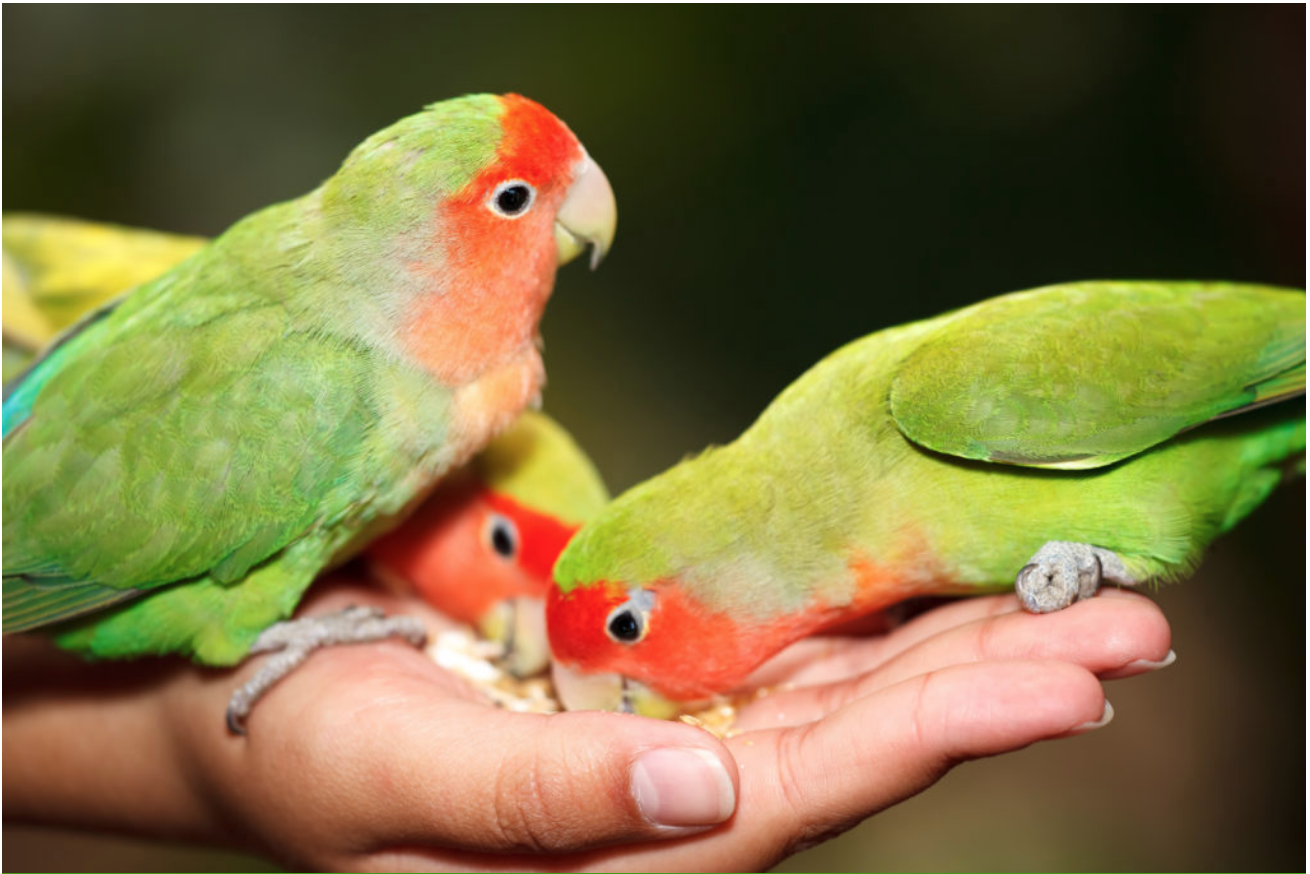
[226,606,428,735]
[1015,541,1135,613]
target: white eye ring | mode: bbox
[604,589,656,645]
[484,513,519,560]
[487,180,536,218]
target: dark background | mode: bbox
[4,5,1304,871]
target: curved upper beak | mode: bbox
[554,153,616,270]
[550,660,685,720]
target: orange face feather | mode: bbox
[547,580,834,701]
[403,95,587,386]
[548,550,961,701]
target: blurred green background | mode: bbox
[3,4,1303,871]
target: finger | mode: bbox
[736,591,1169,730]
[868,589,1171,688]
[747,593,1024,689]
[221,644,739,861]
[727,660,1110,869]
[760,589,1167,689]
[881,588,1162,665]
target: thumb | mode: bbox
[335,697,738,855]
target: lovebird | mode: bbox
[3,93,617,731]
[545,282,1305,717]
[368,409,608,676]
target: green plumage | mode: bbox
[474,410,611,526]
[1,214,207,352]
[891,282,1305,468]
[556,282,1305,622]
[3,96,517,664]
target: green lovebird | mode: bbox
[2,93,617,731]
[546,282,1305,717]
[368,409,609,677]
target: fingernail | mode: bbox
[1125,649,1177,672]
[631,747,735,827]
[1071,700,1115,734]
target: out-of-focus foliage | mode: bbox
[3,5,1302,872]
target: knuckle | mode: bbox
[773,726,854,858]
[911,669,964,768]
[809,678,851,719]
[973,610,1006,661]
[908,671,933,754]
[490,746,572,853]
[774,724,816,822]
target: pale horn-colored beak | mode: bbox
[478,597,551,679]
[550,660,685,720]
[554,153,616,270]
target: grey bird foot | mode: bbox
[1015,541,1137,613]
[226,605,428,735]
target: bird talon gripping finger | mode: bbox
[225,607,428,735]
[1014,541,1137,613]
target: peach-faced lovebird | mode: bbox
[368,409,608,676]
[547,282,1305,717]
[2,93,617,732]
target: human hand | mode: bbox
[3,580,1170,872]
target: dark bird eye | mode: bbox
[489,180,535,217]
[486,513,519,559]
[607,610,642,642]
[604,589,655,645]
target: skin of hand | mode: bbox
[2,578,1171,872]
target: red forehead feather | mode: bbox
[491,93,582,183]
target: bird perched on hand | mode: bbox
[546,281,1305,717]
[2,93,617,732]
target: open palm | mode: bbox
[4,576,1170,872]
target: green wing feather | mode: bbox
[3,217,450,643]
[4,315,380,623]
[890,282,1306,469]
[2,213,206,341]
[3,577,142,633]
[3,213,205,382]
